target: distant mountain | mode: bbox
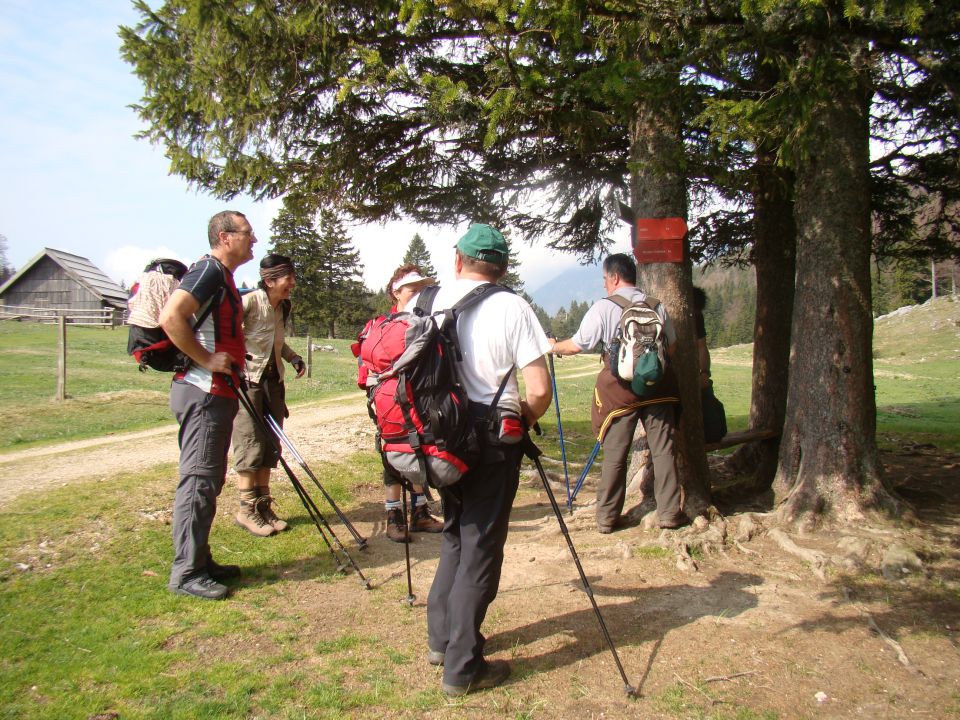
[529,262,603,314]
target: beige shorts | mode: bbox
[232,378,286,473]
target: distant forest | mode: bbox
[540,256,958,350]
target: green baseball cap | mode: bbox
[455,223,508,264]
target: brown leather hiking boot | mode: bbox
[410,503,442,533]
[385,508,409,543]
[235,497,276,537]
[258,494,289,532]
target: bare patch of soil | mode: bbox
[4,413,959,717]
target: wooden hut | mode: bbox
[0,248,127,323]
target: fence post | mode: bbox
[306,335,313,379]
[56,313,67,401]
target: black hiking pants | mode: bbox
[427,445,523,686]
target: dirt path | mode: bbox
[0,395,368,509]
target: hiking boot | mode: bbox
[385,508,409,543]
[442,660,511,697]
[410,503,442,533]
[171,575,228,600]
[426,648,445,666]
[659,512,691,530]
[258,495,289,532]
[597,515,629,534]
[207,559,241,581]
[235,498,276,537]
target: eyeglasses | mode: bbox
[228,229,255,236]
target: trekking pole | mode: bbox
[523,427,637,698]
[400,480,415,606]
[569,439,602,508]
[264,414,368,549]
[225,374,372,590]
[546,349,572,510]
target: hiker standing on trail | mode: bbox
[159,210,255,600]
[418,224,552,696]
[377,264,443,542]
[231,253,307,537]
[550,253,687,532]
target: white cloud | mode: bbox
[104,245,188,286]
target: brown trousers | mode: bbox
[596,403,682,528]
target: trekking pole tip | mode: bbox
[406,594,416,606]
[624,684,639,698]
[357,539,369,551]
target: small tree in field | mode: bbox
[402,234,436,279]
[270,203,371,338]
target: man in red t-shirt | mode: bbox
[160,210,255,600]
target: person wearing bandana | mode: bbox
[231,253,307,537]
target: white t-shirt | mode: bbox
[415,278,552,412]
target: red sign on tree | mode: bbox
[634,217,687,264]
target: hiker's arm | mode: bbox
[549,337,582,356]
[160,289,235,374]
[281,343,306,377]
[520,356,552,425]
[697,337,710,387]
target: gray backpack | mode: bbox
[606,295,666,396]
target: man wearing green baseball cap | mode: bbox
[413,223,552,696]
[454,223,510,264]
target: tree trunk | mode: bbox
[725,153,796,493]
[629,85,712,517]
[773,47,899,528]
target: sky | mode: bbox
[0,1,624,294]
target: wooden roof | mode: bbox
[0,248,128,306]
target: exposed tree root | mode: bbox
[767,528,827,580]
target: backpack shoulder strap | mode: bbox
[193,256,231,336]
[606,294,633,310]
[643,295,661,310]
[444,283,512,361]
[413,284,441,315]
[451,282,512,314]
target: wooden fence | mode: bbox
[0,304,123,327]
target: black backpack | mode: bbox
[354,283,511,489]
[127,258,223,372]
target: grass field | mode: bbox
[0,324,361,451]
[0,296,957,452]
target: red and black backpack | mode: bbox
[352,283,510,489]
[127,258,231,372]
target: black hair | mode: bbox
[693,286,707,312]
[258,253,295,323]
[257,253,295,290]
[602,253,637,286]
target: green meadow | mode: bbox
[0,296,956,454]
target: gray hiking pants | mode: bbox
[168,380,239,589]
[597,402,682,528]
